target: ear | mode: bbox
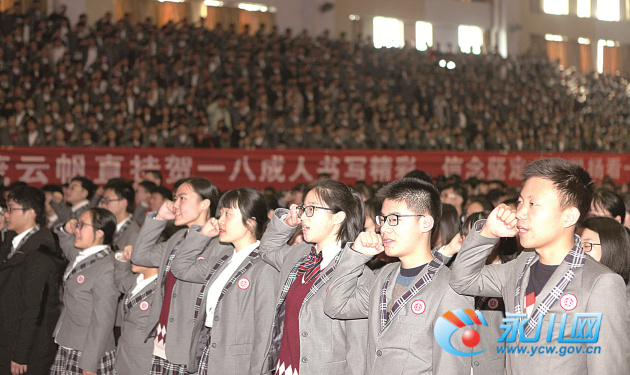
[419,215,435,234]
[95,229,105,242]
[332,211,346,225]
[200,199,211,211]
[245,217,257,232]
[563,207,581,228]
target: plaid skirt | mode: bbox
[49,346,116,375]
[196,345,211,375]
[150,356,188,375]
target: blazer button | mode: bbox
[302,332,308,337]
[474,361,479,366]
[301,357,308,363]
[214,316,219,321]
[172,293,177,298]
[376,350,382,357]
[211,343,217,348]
[169,318,174,322]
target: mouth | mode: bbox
[517,226,528,235]
[382,237,394,247]
[302,224,310,233]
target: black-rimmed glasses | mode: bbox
[375,214,425,226]
[75,221,95,230]
[297,205,333,217]
[583,242,601,253]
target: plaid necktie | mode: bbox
[297,246,323,283]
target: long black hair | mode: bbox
[86,207,117,247]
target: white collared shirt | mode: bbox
[71,200,90,213]
[116,216,131,233]
[130,273,158,298]
[12,226,36,250]
[317,241,342,269]
[47,214,58,228]
[205,241,260,327]
[64,245,108,280]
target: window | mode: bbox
[545,34,565,42]
[415,21,433,51]
[597,39,617,73]
[458,25,483,54]
[543,0,569,15]
[597,0,620,21]
[577,0,591,18]
[373,17,404,48]
[578,37,591,45]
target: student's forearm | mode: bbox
[259,208,299,270]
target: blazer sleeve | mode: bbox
[55,227,80,263]
[249,264,281,375]
[79,258,119,372]
[50,201,71,224]
[323,244,377,320]
[114,256,137,294]
[169,228,215,283]
[259,208,300,270]
[12,244,58,364]
[586,272,630,374]
[130,213,171,268]
[449,221,510,298]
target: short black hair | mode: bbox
[8,186,46,226]
[41,184,63,195]
[71,176,97,200]
[178,178,219,218]
[523,158,594,225]
[153,186,173,201]
[86,207,117,247]
[218,188,269,240]
[442,182,468,206]
[404,169,432,184]
[591,189,626,223]
[144,170,162,184]
[138,180,158,193]
[581,216,630,284]
[103,180,135,213]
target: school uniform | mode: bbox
[113,216,140,332]
[472,297,506,374]
[170,233,280,374]
[51,230,119,374]
[113,256,158,375]
[259,209,368,375]
[134,202,150,227]
[0,227,65,375]
[450,221,630,375]
[130,213,232,374]
[323,244,472,375]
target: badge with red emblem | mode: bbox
[139,301,150,311]
[77,274,85,284]
[411,299,426,315]
[238,278,250,290]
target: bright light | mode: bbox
[415,21,433,51]
[204,0,224,6]
[373,16,404,49]
[597,0,620,21]
[458,25,483,55]
[349,14,361,21]
[597,39,617,73]
[446,61,456,70]
[238,3,269,12]
[159,0,184,2]
[545,34,565,42]
[577,0,591,18]
[439,59,446,68]
[578,37,591,45]
[543,0,569,15]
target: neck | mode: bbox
[116,212,130,225]
[188,213,209,228]
[15,224,36,235]
[399,243,433,269]
[536,233,575,265]
[317,235,338,253]
[141,267,159,279]
[233,235,257,253]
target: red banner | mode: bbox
[1,147,628,190]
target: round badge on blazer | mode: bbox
[139,301,150,311]
[238,278,250,290]
[560,293,578,311]
[488,298,500,310]
[76,274,85,284]
[197,256,205,260]
[411,299,426,315]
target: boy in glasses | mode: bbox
[324,177,472,375]
[450,158,630,374]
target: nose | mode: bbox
[515,203,525,220]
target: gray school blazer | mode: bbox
[53,230,119,373]
[450,224,630,375]
[130,214,232,365]
[170,230,280,374]
[323,245,472,375]
[258,209,369,375]
[113,258,157,375]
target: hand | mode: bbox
[51,191,63,203]
[82,370,96,375]
[285,204,302,227]
[11,362,27,375]
[156,200,176,221]
[201,218,220,238]
[64,219,78,233]
[352,231,384,256]
[443,233,463,256]
[123,245,133,262]
[479,204,518,239]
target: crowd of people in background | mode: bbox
[1,1,630,151]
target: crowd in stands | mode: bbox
[1,1,630,151]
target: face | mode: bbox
[364,215,379,233]
[379,199,425,259]
[579,228,602,261]
[135,186,151,205]
[516,177,574,252]
[300,191,337,246]
[440,188,462,211]
[65,180,88,205]
[150,192,166,212]
[74,211,102,249]
[217,204,252,245]
[172,183,209,227]
[5,199,34,233]
[465,202,484,219]
[98,188,126,218]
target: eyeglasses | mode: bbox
[67,185,85,192]
[297,205,333,217]
[75,221,95,230]
[583,242,601,253]
[440,193,461,199]
[6,206,27,214]
[99,198,123,205]
[376,214,424,226]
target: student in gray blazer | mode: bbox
[99,181,140,251]
[323,178,472,375]
[450,158,630,375]
[170,188,280,374]
[114,245,159,375]
[259,180,369,375]
[51,208,119,375]
[131,178,232,375]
